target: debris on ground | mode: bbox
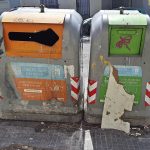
[34,122,48,132]
[34,121,101,133]
[0,144,33,150]
[129,125,150,137]
[0,144,55,150]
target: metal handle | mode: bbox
[119,6,125,14]
[40,4,45,13]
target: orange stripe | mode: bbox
[4,23,64,59]
[14,78,67,102]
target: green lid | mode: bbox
[108,14,147,26]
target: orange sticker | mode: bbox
[15,78,67,102]
[3,23,64,59]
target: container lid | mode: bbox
[2,12,65,24]
[108,14,147,26]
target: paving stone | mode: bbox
[0,121,150,150]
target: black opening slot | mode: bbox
[8,28,59,47]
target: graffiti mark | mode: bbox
[14,17,33,23]
[116,36,132,51]
[99,55,110,65]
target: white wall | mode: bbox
[58,0,76,9]
[90,0,102,16]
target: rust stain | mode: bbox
[112,66,119,82]
[91,63,96,70]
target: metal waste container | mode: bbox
[85,9,150,125]
[0,7,83,122]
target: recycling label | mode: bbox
[99,65,142,104]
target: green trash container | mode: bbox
[85,9,150,125]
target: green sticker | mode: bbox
[109,26,146,56]
[99,66,142,104]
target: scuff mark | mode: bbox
[91,63,96,70]
[0,37,3,58]
[0,88,4,100]
[0,37,3,45]
[101,58,134,134]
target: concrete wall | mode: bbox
[9,0,20,8]
[132,0,143,8]
[102,0,112,9]
[0,0,10,14]
[20,0,40,6]
[58,0,76,9]
[77,0,90,19]
[142,0,150,14]
[96,0,150,16]
[90,0,102,16]
[40,0,58,8]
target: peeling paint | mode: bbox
[64,65,68,78]
[64,65,75,78]
[101,65,134,133]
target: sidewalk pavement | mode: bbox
[0,120,150,150]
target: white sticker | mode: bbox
[24,89,42,93]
